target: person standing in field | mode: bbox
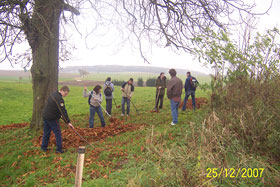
[182,72,198,111]
[167,69,183,126]
[154,72,167,111]
[121,78,134,117]
[41,86,74,154]
[103,77,114,115]
[83,85,106,128]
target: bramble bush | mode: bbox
[198,28,280,160]
[192,29,280,186]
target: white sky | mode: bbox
[0,0,279,74]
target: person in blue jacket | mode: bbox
[182,72,197,111]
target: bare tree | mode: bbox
[0,0,264,129]
[78,69,89,77]
[92,0,267,61]
[0,0,80,129]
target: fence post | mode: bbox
[75,146,85,187]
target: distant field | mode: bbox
[82,72,210,83]
[0,70,77,82]
[0,70,211,84]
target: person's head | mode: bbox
[128,78,133,85]
[106,77,111,82]
[93,85,102,94]
[160,72,165,79]
[169,69,177,77]
[187,72,191,77]
[60,86,70,97]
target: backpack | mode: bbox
[190,77,199,89]
[88,91,93,105]
[104,84,112,97]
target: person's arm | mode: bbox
[83,87,91,97]
[162,78,167,89]
[156,78,160,89]
[98,93,103,103]
[129,85,134,98]
[51,94,74,129]
[121,82,126,92]
[111,83,114,92]
[167,80,173,99]
[196,78,199,85]
[185,78,191,91]
[58,98,71,124]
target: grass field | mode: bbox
[0,78,278,186]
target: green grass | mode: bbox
[0,80,210,125]
[0,81,278,186]
[0,76,32,83]
[0,81,209,186]
[0,82,33,124]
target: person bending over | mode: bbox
[83,85,106,128]
[41,86,74,154]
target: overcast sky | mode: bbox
[0,0,279,74]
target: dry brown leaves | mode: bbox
[150,110,160,113]
[179,97,208,109]
[0,123,28,131]
[32,118,145,149]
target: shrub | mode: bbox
[112,80,125,86]
[211,75,280,157]
[200,28,280,160]
[137,77,144,87]
[146,78,157,87]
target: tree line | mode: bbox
[112,77,169,87]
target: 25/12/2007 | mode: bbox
[206,168,264,178]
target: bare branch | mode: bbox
[62,3,80,15]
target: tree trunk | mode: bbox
[29,0,63,130]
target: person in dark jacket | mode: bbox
[103,77,114,115]
[41,86,74,153]
[167,69,183,126]
[154,72,167,111]
[182,72,196,111]
[121,78,134,116]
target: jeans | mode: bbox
[182,91,196,111]
[106,99,112,115]
[41,119,62,152]
[170,99,180,124]
[89,106,106,128]
[121,97,130,115]
[155,94,164,109]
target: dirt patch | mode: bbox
[150,110,160,113]
[32,118,145,149]
[0,123,28,131]
[179,97,208,109]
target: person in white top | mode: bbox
[83,85,105,128]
